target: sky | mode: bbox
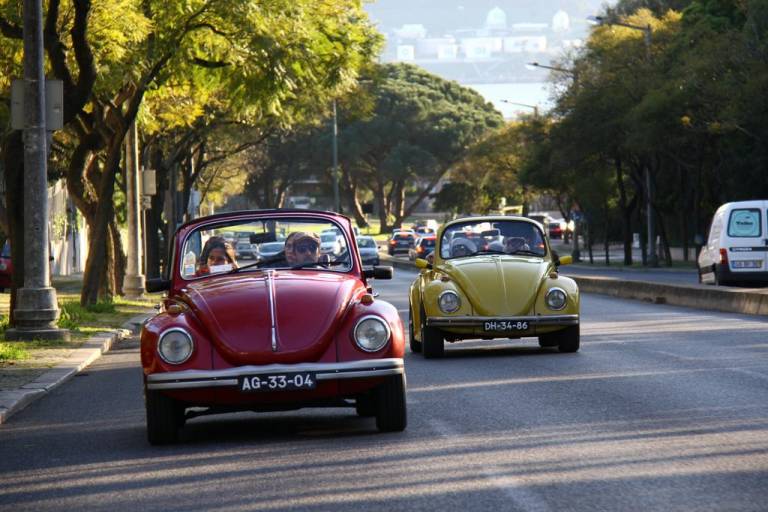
[364,0,612,117]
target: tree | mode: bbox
[0,0,381,306]
[339,63,503,231]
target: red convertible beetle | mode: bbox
[142,210,406,444]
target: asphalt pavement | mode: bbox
[1,269,767,511]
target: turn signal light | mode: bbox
[360,294,374,305]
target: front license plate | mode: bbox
[732,260,762,269]
[239,373,317,392]
[483,320,529,332]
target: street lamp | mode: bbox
[331,99,340,213]
[526,61,578,81]
[588,14,657,266]
[501,99,539,118]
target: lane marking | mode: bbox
[429,418,554,512]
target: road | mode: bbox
[1,270,768,511]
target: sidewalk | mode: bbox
[0,276,156,424]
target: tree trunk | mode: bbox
[614,156,633,266]
[342,171,368,228]
[2,132,24,327]
[81,136,123,305]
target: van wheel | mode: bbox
[145,388,185,445]
[375,374,407,432]
[714,266,730,286]
[408,310,422,353]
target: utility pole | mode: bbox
[123,121,145,299]
[332,99,340,213]
[6,0,68,341]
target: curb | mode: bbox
[571,276,768,316]
[380,254,768,317]
[0,312,153,425]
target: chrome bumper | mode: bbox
[427,315,579,328]
[146,358,404,391]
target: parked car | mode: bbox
[257,241,284,260]
[409,216,579,358]
[0,241,12,292]
[235,240,258,260]
[548,221,564,239]
[356,236,380,266]
[319,232,343,256]
[388,232,415,255]
[142,209,405,444]
[408,236,436,261]
[698,200,768,286]
[287,196,313,209]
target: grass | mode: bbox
[0,277,158,366]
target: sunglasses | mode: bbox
[294,242,319,254]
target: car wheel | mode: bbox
[355,391,376,417]
[420,305,444,359]
[409,310,422,353]
[549,324,580,353]
[145,388,185,445]
[375,374,407,432]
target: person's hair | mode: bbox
[200,236,237,266]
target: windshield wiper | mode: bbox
[229,260,268,274]
[291,259,348,270]
[474,250,506,255]
[508,249,543,257]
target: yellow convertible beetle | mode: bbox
[409,216,579,358]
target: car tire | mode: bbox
[554,324,580,353]
[145,388,185,445]
[420,305,444,359]
[409,310,422,353]
[356,391,376,417]
[375,374,407,432]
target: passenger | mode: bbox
[198,237,237,275]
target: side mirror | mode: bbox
[557,255,573,267]
[364,266,393,280]
[415,258,433,270]
[146,278,171,293]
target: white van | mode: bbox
[698,200,768,286]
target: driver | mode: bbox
[504,237,530,254]
[285,231,321,266]
[450,238,477,258]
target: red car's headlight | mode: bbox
[353,316,390,352]
[157,328,194,364]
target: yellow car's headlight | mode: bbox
[545,287,568,311]
[438,290,461,313]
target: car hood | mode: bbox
[181,271,361,365]
[440,256,549,316]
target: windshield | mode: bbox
[180,217,351,279]
[321,234,337,243]
[357,238,376,248]
[440,219,547,259]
